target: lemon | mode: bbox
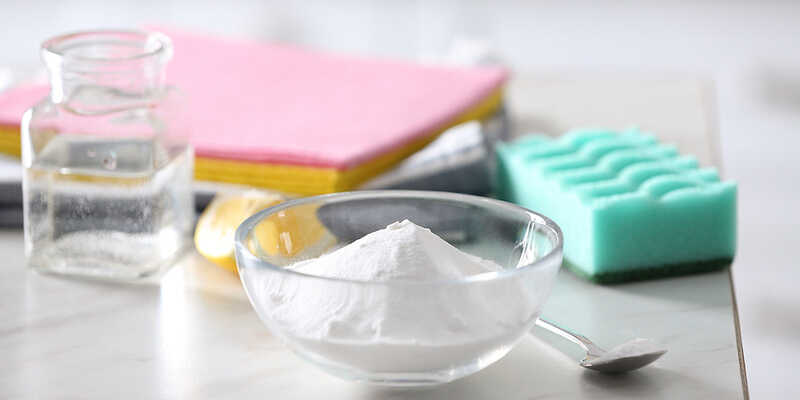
[249,203,329,260]
[194,191,285,273]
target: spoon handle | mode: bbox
[535,318,606,357]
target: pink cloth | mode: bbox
[0,85,47,125]
[0,28,507,169]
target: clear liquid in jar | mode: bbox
[24,134,194,279]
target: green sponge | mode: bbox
[496,129,736,283]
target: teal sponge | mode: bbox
[496,129,737,283]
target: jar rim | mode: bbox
[41,29,172,64]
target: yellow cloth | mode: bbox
[0,88,502,195]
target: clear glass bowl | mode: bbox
[235,191,563,386]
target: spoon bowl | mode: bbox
[536,318,667,373]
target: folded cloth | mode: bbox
[0,206,21,228]
[359,106,509,194]
[0,27,508,194]
[0,155,21,227]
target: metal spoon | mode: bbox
[535,318,667,373]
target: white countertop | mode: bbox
[0,233,743,399]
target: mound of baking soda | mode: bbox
[251,220,544,373]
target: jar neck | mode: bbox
[42,30,172,113]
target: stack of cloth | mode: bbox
[0,28,507,196]
[0,154,22,226]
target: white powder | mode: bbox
[290,219,500,282]
[249,220,552,372]
[588,338,667,365]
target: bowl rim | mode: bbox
[234,190,563,287]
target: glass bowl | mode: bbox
[234,191,563,386]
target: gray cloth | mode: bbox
[359,106,508,194]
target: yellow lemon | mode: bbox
[249,203,328,260]
[194,191,285,273]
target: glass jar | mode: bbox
[21,30,194,280]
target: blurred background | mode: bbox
[2,1,799,397]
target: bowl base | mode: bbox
[293,343,515,387]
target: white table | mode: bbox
[0,238,746,399]
[0,236,744,399]
[0,75,745,398]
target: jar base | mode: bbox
[26,231,191,282]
